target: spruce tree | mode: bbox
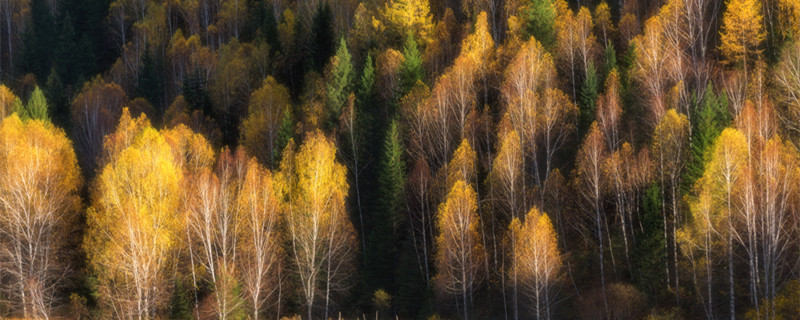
[326,37,355,123]
[310,2,334,73]
[369,119,406,292]
[682,84,730,192]
[523,0,556,49]
[579,62,599,136]
[399,33,425,97]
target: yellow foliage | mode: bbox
[241,76,291,166]
[0,85,17,119]
[509,206,561,310]
[435,179,484,297]
[87,121,186,318]
[384,0,434,46]
[446,139,477,191]
[719,0,766,66]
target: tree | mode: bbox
[447,139,477,193]
[684,84,730,192]
[369,119,406,290]
[651,109,690,299]
[719,0,766,75]
[541,87,577,191]
[579,62,598,136]
[509,206,561,320]
[399,33,426,97]
[185,149,246,320]
[702,128,748,320]
[237,158,283,320]
[241,76,292,167]
[326,38,355,124]
[435,179,484,320]
[22,86,49,121]
[71,77,128,175]
[0,114,81,319]
[86,112,188,319]
[384,0,434,46]
[574,122,608,318]
[632,17,670,124]
[774,37,800,127]
[522,0,556,49]
[0,85,17,119]
[310,2,334,73]
[278,131,355,320]
[595,69,621,150]
[489,124,524,221]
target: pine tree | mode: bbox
[136,50,166,116]
[45,69,70,129]
[326,38,355,123]
[399,33,425,97]
[683,84,730,193]
[634,183,668,298]
[523,0,557,49]
[358,54,376,108]
[25,86,49,121]
[310,2,334,73]
[368,119,406,292]
[580,62,599,136]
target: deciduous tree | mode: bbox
[0,115,81,319]
[509,206,561,320]
[435,179,484,320]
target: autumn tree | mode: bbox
[86,111,188,319]
[241,76,292,167]
[71,77,128,175]
[435,179,484,320]
[651,109,690,296]
[237,158,283,320]
[384,0,435,46]
[185,149,246,319]
[0,115,81,319]
[719,0,766,78]
[509,207,561,320]
[574,122,608,318]
[278,131,355,320]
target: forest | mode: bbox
[1,0,800,319]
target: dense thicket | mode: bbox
[3,0,800,319]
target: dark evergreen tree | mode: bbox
[634,183,668,298]
[368,119,406,293]
[136,50,166,117]
[358,54,376,109]
[327,38,355,124]
[579,62,599,137]
[20,0,56,80]
[309,2,334,73]
[182,69,213,115]
[45,68,71,130]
